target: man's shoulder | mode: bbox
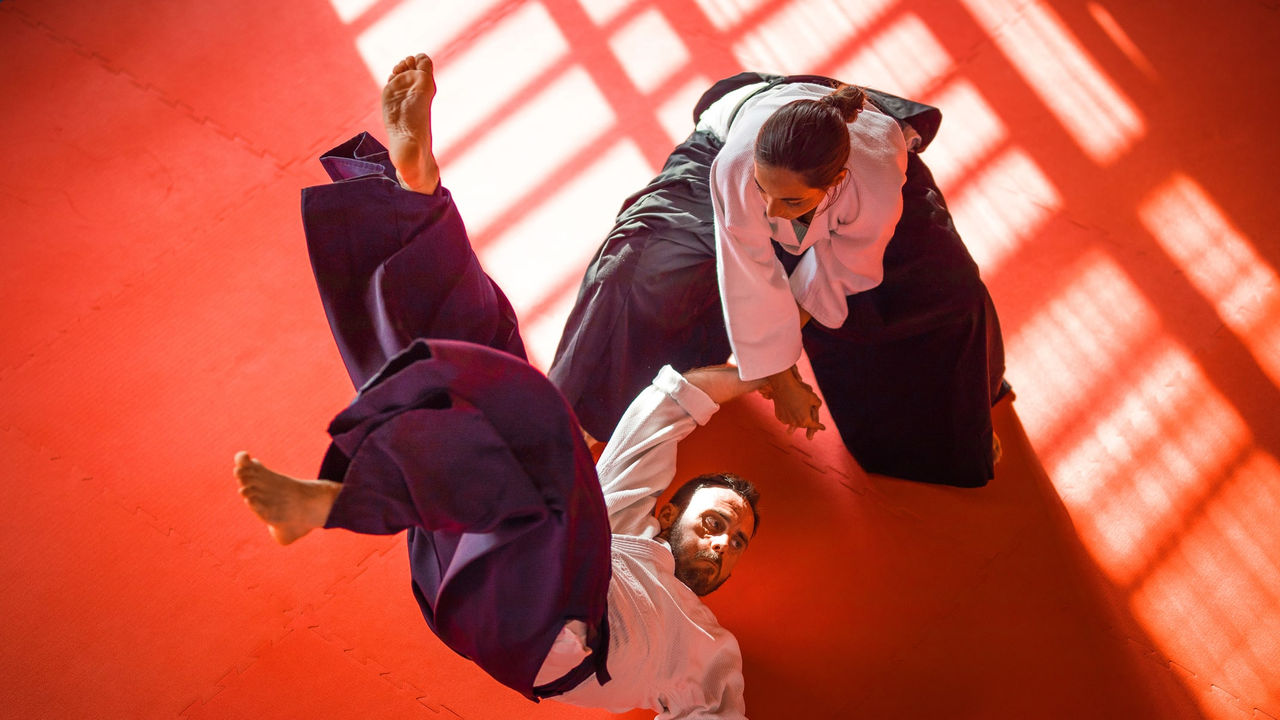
[608,533,668,559]
[607,535,680,591]
[607,536,724,622]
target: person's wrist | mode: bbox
[769,369,801,390]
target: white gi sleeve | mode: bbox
[711,145,805,382]
[597,366,721,537]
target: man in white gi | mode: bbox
[234,52,763,718]
[538,363,761,717]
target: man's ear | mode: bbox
[657,503,680,530]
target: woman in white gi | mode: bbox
[551,73,1009,487]
[704,81,908,438]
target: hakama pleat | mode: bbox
[302,131,525,389]
[548,131,732,439]
[795,154,1006,487]
[300,135,610,698]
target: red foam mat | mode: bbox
[2,0,1277,717]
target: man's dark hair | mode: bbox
[665,472,761,536]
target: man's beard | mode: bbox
[661,520,725,596]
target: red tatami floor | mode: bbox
[2,0,1278,718]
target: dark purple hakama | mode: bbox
[300,133,611,699]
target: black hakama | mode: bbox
[549,73,1007,488]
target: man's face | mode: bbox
[658,486,756,596]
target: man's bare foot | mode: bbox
[382,53,440,194]
[233,451,341,545]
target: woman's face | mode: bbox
[752,162,830,220]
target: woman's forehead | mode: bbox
[754,161,821,195]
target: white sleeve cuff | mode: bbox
[653,365,720,426]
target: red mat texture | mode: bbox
[1,0,1277,718]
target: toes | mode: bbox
[239,487,266,508]
[388,55,414,80]
[243,495,270,519]
[233,462,257,484]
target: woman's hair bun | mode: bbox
[820,84,866,122]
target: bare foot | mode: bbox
[233,451,341,545]
[382,53,440,194]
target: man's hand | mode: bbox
[682,365,768,405]
[763,366,825,440]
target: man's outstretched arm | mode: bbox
[596,365,764,537]
[680,364,768,405]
